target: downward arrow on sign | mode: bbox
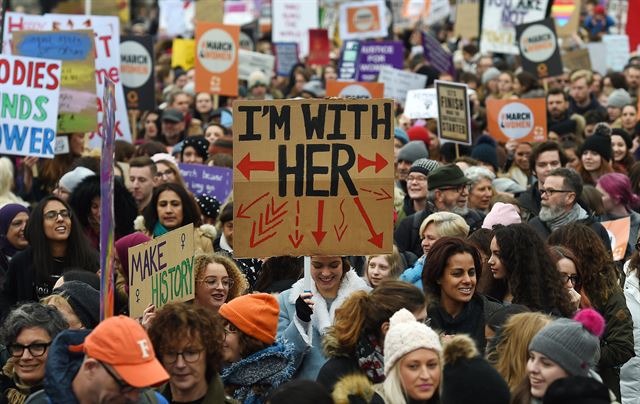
[353,197,384,248]
[311,200,327,245]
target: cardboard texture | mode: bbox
[436,81,471,145]
[12,30,97,134]
[454,1,480,39]
[487,98,547,143]
[326,81,385,98]
[232,99,395,258]
[561,48,592,72]
[516,18,563,79]
[196,0,223,23]
[552,0,581,37]
[120,35,155,111]
[0,54,61,158]
[600,216,630,261]
[195,23,239,96]
[128,224,195,318]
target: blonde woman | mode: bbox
[364,246,404,288]
[487,312,551,391]
[399,211,470,288]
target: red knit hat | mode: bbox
[218,293,279,344]
[407,125,431,148]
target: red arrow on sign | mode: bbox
[353,197,384,248]
[236,192,269,219]
[236,153,275,180]
[357,153,388,173]
[288,200,304,248]
[359,187,393,201]
[311,200,327,245]
[333,199,348,241]
[249,219,277,247]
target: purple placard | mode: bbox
[274,42,299,77]
[421,31,456,77]
[179,163,233,203]
[356,41,404,82]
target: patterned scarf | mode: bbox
[356,333,385,383]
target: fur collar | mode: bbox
[288,270,371,335]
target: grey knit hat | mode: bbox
[482,67,501,85]
[409,158,440,177]
[397,140,429,164]
[528,309,604,377]
[607,89,632,109]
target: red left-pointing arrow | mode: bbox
[236,153,275,180]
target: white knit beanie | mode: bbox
[383,308,442,374]
[59,167,95,193]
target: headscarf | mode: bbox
[0,204,29,257]
[115,232,152,292]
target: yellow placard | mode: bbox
[172,38,195,71]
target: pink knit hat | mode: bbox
[482,202,521,229]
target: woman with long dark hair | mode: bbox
[0,204,29,285]
[548,223,634,400]
[1,196,98,311]
[485,224,573,317]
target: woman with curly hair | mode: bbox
[548,223,634,400]
[486,224,573,316]
[486,312,551,391]
[193,253,248,313]
[148,302,235,403]
[316,280,426,392]
[423,237,502,351]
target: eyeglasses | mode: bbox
[98,361,136,394]
[197,276,234,289]
[155,169,175,178]
[406,175,428,183]
[8,342,51,358]
[162,349,203,364]
[439,184,469,193]
[223,322,238,337]
[560,274,580,285]
[43,209,71,221]
[540,188,573,196]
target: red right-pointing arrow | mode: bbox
[357,153,388,173]
[236,153,275,180]
[353,197,384,248]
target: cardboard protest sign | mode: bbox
[159,0,194,38]
[0,54,61,158]
[487,98,547,143]
[516,18,563,79]
[404,88,438,119]
[120,35,155,111]
[274,42,299,77]
[195,23,239,97]
[338,40,361,81]
[233,99,395,257]
[602,35,630,72]
[172,39,195,71]
[601,216,631,261]
[422,31,455,76]
[272,0,319,57]
[179,163,233,203]
[2,12,49,54]
[128,224,195,318]
[454,0,480,39]
[561,48,592,72]
[377,66,427,106]
[195,0,223,23]
[339,0,388,40]
[552,0,581,37]
[308,29,331,65]
[436,81,472,145]
[238,49,275,80]
[356,41,403,82]
[326,81,385,99]
[12,30,97,134]
[480,0,551,55]
[44,14,131,148]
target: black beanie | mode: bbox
[182,135,210,161]
[441,335,511,404]
[53,280,100,329]
[579,133,612,162]
[543,376,610,404]
[611,128,632,150]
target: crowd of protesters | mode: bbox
[1,0,640,403]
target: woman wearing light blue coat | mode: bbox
[277,256,371,380]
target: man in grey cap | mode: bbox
[395,164,485,257]
[395,140,429,189]
[160,108,186,146]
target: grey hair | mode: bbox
[464,166,496,186]
[1,302,69,345]
[548,167,583,197]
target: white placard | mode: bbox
[602,34,630,72]
[272,0,319,57]
[378,66,427,105]
[1,12,49,54]
[339,0,388,41]
[587,42,608,75]
[404,88,438,119]
[238,49,276,80]
[54,136,70,155]
[158,0,195,38]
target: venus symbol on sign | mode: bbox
[180,233,186,250]
[135,288,140,303]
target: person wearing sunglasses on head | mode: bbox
[1,196,98,316]
[26,315,170,404]
[0,303,68,404]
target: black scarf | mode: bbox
[428,296,486,350]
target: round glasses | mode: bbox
[197,276,234,289]
[162,349,203,364]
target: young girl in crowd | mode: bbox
[364,248,404,288]
[317,280,426,391]
[548,245,586,310]
[610,129,635,173]
[578,128,614,186]
[193,253,248,314]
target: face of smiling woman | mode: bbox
[311,256,344,298]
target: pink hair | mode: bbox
[598,173,640,210]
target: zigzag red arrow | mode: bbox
[333,199,348,241]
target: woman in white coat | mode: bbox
[622,249,640,404]
[277,256,370,380]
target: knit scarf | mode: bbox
[545,203,588,232]
[153,222,169,237]
[356,333,385,383]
